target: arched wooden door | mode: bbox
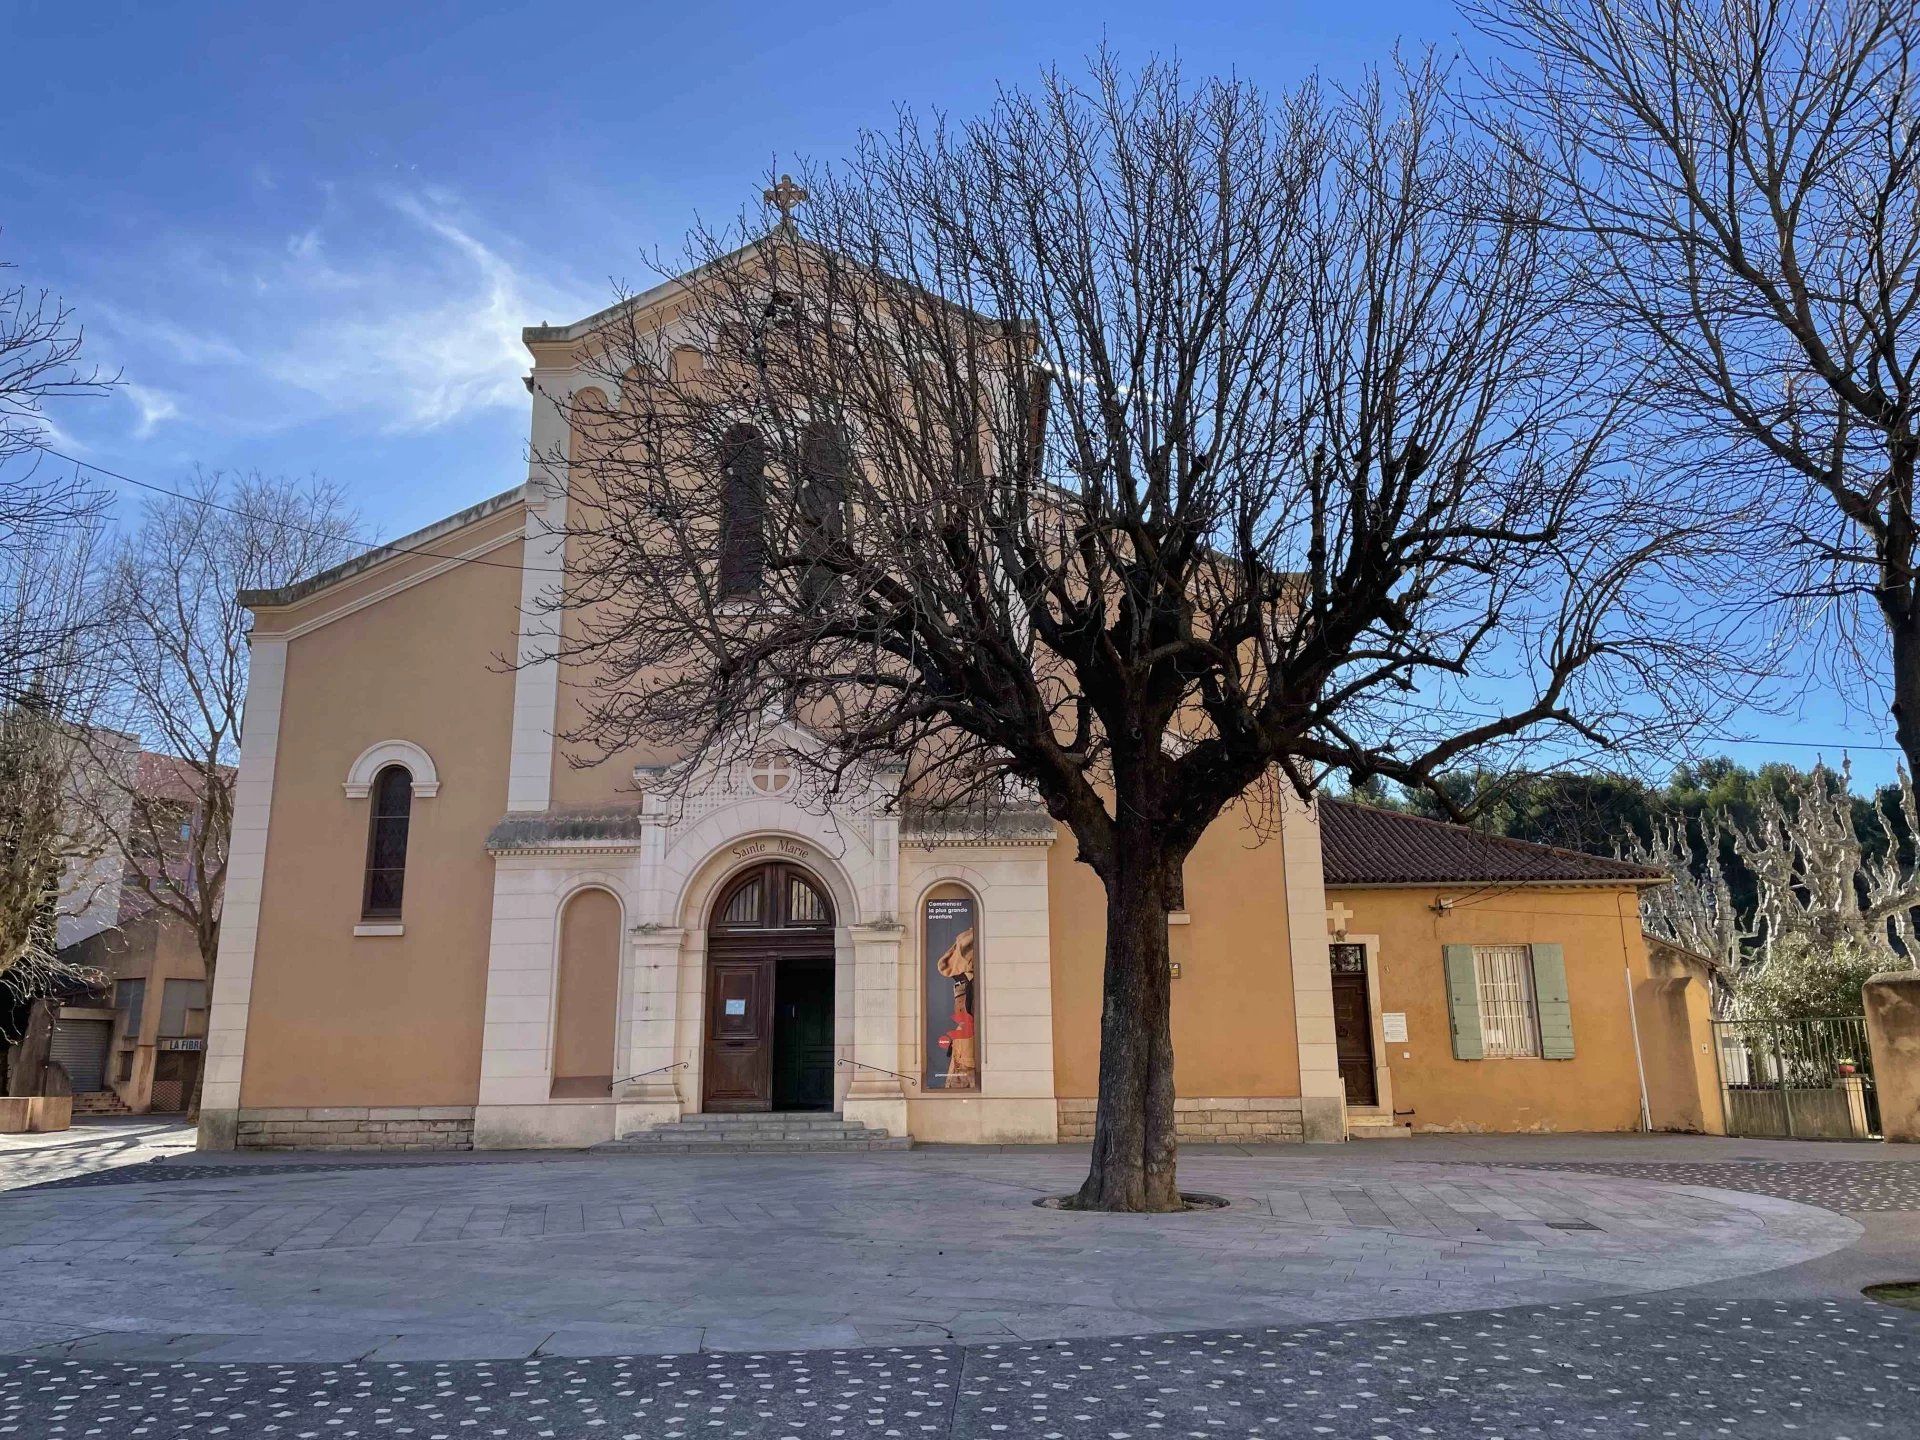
[703,861,836,1112]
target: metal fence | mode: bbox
[1712,1015,1879,1140]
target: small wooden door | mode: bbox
[704,959,775,1111]
[1329,942,1378,1107]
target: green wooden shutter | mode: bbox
[1530,943,1575,1060]
[1444,944,1482,1059]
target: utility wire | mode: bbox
[44,447,541,578]
[40,448,1911,755]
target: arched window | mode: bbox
[719,423,767,596]
[922,886,979,1090]
[711,861,833,932]
[362,764,413,919]
[798,421,850,607]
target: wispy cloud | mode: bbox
[124,383,178,438]
[87,184,597,442]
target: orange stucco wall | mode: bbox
[552,886,621,1087]
[238,515,521,1108]
[1049,816,1301,1100]
[1338,884,1708,1133]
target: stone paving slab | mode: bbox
[0,1150,1859,1362]
[0,1120,197,1195]
[2,1298,1914,1438]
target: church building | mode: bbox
[197,265,1725,1153]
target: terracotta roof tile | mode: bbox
[1319,799,1664,887]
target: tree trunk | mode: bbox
[1068,843,1181,1212]
[1890,609,1920,786]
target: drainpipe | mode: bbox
[1616,891,1652,1133]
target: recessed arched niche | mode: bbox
[551,887,621,1099]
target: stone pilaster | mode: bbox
[616,926,686,1135]
[1280,791,1346,1141]
[843,922,909,1136]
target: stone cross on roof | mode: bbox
[764,173,809,224]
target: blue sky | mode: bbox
[1,0,1900,785]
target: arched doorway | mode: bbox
[703,860,836,1113]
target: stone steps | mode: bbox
[597,1112,911,1153]
[1346,1115,1413,1140]
[71,1092,133,1117]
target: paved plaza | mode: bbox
[0,1127,1916,1436]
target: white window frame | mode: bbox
[1473,944,1543,1059]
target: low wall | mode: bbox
[232,1105,475,1151]
[1057,1096,1308,1144]
[0,1095,71,1134]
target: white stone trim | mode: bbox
[353,922,405,937]
[505,366,596,814]
[1280,791,1346,1141]
[343,739,441,798]
[197,636,288,1148]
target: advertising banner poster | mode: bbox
[923,895,978,1089]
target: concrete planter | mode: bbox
[0,1095,73,1133]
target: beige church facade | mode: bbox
[197,278,1724,1153]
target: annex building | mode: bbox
[197,268,1724,1153]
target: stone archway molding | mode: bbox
[343,739,441,798]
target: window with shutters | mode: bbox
[1472,945,1542,1058]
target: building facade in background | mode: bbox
[51,750,215,1115]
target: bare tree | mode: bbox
[0,520,110,1000]
[83,471,359,1115]
[549,56,1743,1209]
[1471,0,1920,771]
[1625,813,1750,970]
[0,249,114,1046]
[1708,759,1920,1015]
[1,251,113,568]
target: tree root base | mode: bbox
[1037,1192,1229,1214]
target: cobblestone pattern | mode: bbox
[233,1107,475,1152]
[1057,1097,1306,1143]
[1492,1158,1920,1213]
[2,1299,1913,1439]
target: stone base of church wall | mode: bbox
[231,1106,477,1151]
[1298,1095,1346,1143]
[473,1101,618,1149]
[196,1107,238,1151]
[907,1095,1058,1144]
[1055,1096,1309,1145]
[842,1094,910,1139]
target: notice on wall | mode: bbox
[724,998,747,1016]
[924,895,979,1090]
[1381,1012,1408,1043]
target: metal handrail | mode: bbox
[836,1057,915,1085]
[610,1059,687,1089]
